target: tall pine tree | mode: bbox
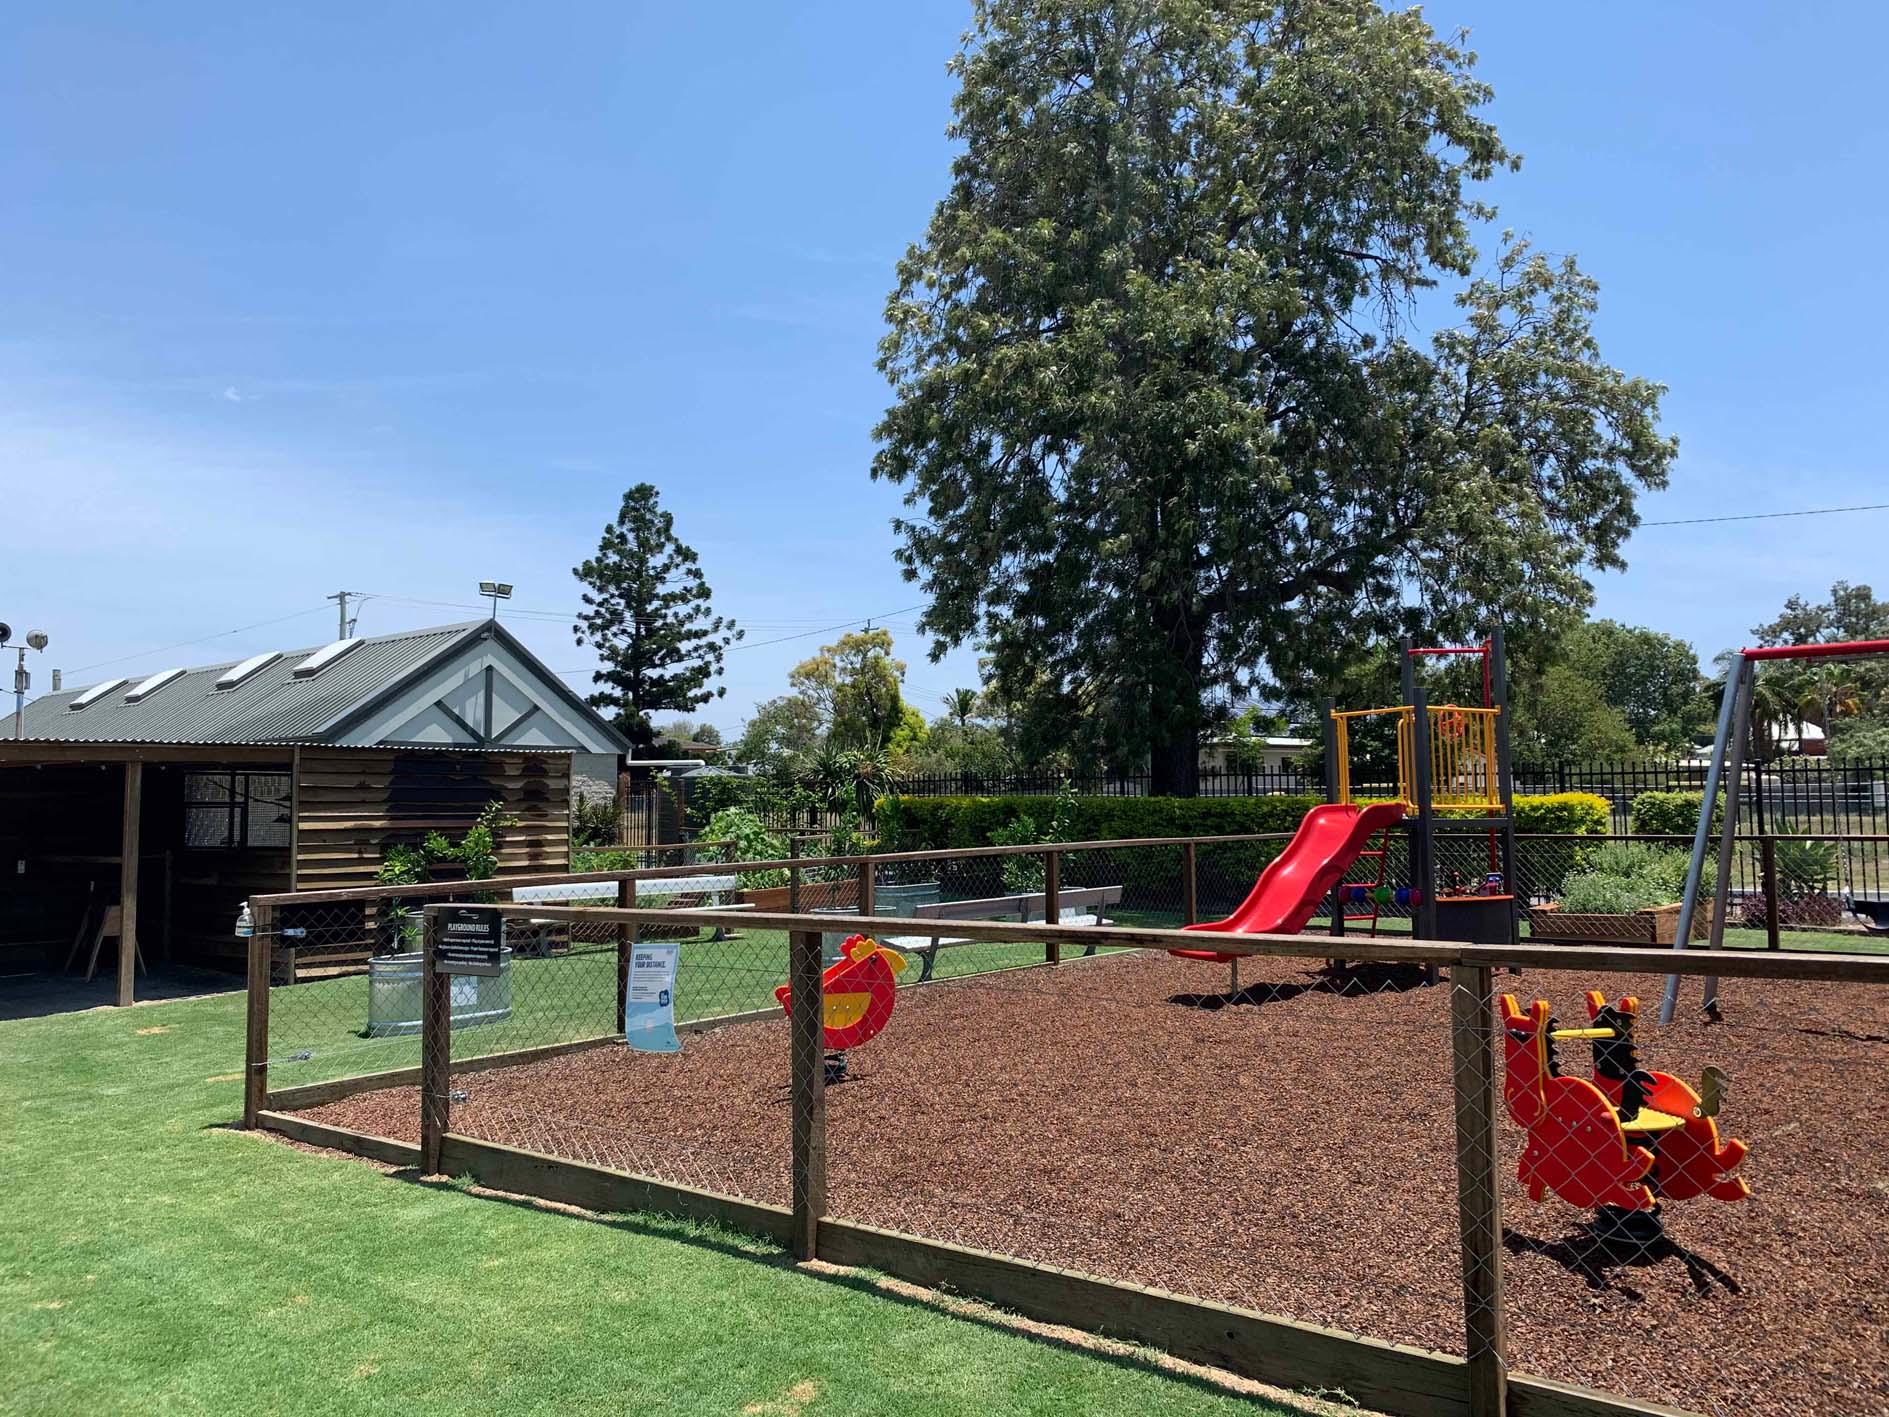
[573,485,741,756]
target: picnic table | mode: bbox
[511,874,747,945]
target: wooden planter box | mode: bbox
[739,877,859,913]
[1529,898,1713,947]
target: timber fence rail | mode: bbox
[243,823,1889,1128]
[248,873,1889,1417]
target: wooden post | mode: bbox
[788,927,827,1261]
[1181,841,1198,926]
[1760,835,1781,951]
[242,900,273,1128]
[615,877,636,1034]
[117,761,142,1007]
[789,836,802,913]
[1044,850,1061,965]
[420,909,452,1174]
[1449,963,1508,1417]
[856,856,875,918]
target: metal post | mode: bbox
[1182,841,1198,926]
[420,908,451,1174]
[1760,836,1781,950]
[1044,849,1061,965]
[1323,695,1345,940]
[1489,628,1521,948]
[788,927,827,1261]
[242,901,272,1129]
[1662,654,1749,1025]
[1410,684,1439,984]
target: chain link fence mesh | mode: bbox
[252,839,1889,1416]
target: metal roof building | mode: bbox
[1,621,628,1006]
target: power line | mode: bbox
[550,604,927,678]
[68,606,333,675]
[1640,502,1889,528]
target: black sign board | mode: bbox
[435,906,504,976]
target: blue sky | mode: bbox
[4,3,1885,732]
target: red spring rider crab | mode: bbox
[1499,991,1748,1244]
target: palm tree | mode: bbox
[942,688,981,731]
[843,747,901,823]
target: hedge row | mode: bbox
[1628,789,1723,837]
[878,791,1610,851]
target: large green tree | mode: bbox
[873,0,1675,794]
[1559,620,1706,750]
[788,628,911,751]
[573,484,741,756]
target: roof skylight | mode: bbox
[292,639,363,678]
[124,667,187,704]
[214,651,282,692]
[68,677,129,710]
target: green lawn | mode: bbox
[0,983,1303,1417]
[264,925,1161,1093]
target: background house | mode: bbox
[0,620,627,1003]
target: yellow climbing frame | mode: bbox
[1331,704,1502,811]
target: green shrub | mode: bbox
[1629,789,1723,838]
[1771,821,1837,899]
[1558,872,1671,914]
[1556,841,1711,913]
[701,808,789,888]
[1509,792,1611,835]
[570,795,618,847]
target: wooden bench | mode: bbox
[885,885,1125,982]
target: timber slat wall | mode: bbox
[293,747,572,890]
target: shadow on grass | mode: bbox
[392,1169,1345,1417]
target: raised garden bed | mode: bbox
[1529,897,1712,946]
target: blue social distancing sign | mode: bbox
[624,943,681,1053]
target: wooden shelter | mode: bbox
[0,621,628,1003]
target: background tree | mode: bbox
[874,0,1674,794]
[788,628,910,751]
[573,484,741,756]
[1508,665,1641,763]
[734,696,824,767]
[1558,620,1707,750]
[941,688,981,731]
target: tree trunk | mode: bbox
[1149,727,1200,797]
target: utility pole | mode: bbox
[326,591,359,640]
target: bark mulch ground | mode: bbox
[304,951,1889,1417]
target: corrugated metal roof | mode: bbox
[17,623,480,745]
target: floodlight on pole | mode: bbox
[11,627,48,739]
[479,581,514,620]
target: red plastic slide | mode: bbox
[1170,801,1407,962]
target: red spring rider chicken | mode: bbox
[1498,991,1747,1244]
[775,934,907,1052]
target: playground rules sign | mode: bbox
[624,943,681,1053]
[435,906,504,976]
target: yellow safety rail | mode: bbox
[1330,704,1502,811]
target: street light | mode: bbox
[479,581,514,620]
